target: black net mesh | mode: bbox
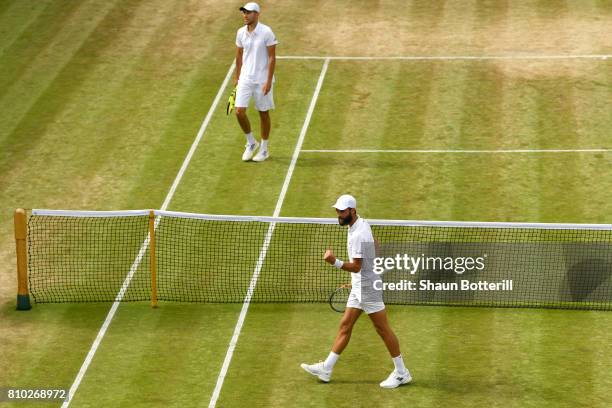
[27,211,612,310]
[28,214,150,302]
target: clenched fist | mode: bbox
[323,248,336,264]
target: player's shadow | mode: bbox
[317,379,380,385]
[565,257,612,302]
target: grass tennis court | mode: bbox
[1,1,611,407]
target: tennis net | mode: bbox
[23,209,612,310]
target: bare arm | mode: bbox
[262,44,276,95]
[324,249,362,273]
[235,47,243,85]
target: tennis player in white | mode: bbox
[301,194,412,389]
[234,2,278,162]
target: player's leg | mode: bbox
[235,107,251,133]
[300,307,362,382]
[368,309,400,356]
[259,110,270,141]
[235,82,258,161]
[368,309,412,388]
[252,84,274,162]
[252,110,270,162]
[331,306,362,354]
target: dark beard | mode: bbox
[338,212,353,226]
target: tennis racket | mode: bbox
[329,284,351,313]
[226,86,237,115]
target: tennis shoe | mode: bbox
[242,142,259,161]
[252,149,269,162]
[300,362,331,383]
[379,370,412,389]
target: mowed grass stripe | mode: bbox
[294,61,475,219]
[0,0,237,297]
[449,61,506,221]
[0,2,242,405]
[492,61,587,222]
[121,57,238,210]
[0,1,236,250]
[514,311,611,406]
[1,0,192,208]
[0,0,55,57]
[530,73,584,222]
[290,59,610,223]
[0,0,138,301]
[405,62,471,221]
[0,2,610,408]
[0,0,15,18]
[0,1,83,92]
[421,62,475,221]
[167,60,326,215]
[265,1,610,58]
[493,0,611,55]
[215,305,612,407]
[2,0,237,212]
[297,60,363,150]
[303,60,610,150]
[378,62,436,151]
[281,152,612,223]
[493,74,541,221]
[67,304,244,407]
[311,61,425,150]
[0,0,125,146]
[573,62,612,222]
[0,303,116,405]
[55,61,328,406]
[570,61,612,143]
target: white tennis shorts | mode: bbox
[235,79,274,111]
[346,290,385,314]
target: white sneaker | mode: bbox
[242,142,259,161]
[379,370,412,389]
[300,362,331,383]
[252,149,269,162]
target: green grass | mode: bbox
[218,304,611,408]
[167,59,325,215]
[0,1,611,407]
[67,303,243,408]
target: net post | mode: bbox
[149,210,158,308]
[14,208,31,310]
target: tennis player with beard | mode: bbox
[301,194,412,388]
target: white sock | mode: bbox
[261,139,268,151]
[245,132,256,145]
[392,355,407,374]
[323,352,339,371]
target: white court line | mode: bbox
[301,149,612,154]
[208,58,331,408]
[278,54,611,61]
[61,61,237,408]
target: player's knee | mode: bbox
[235,107,246,116]
[339,325,353,337]
[338,320,354,335]
[373,322,390,336]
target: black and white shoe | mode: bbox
[379,370,412,389]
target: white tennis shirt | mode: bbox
[235,22,278,84]
[347,217,376,299]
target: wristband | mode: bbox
[333,259,344,269]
